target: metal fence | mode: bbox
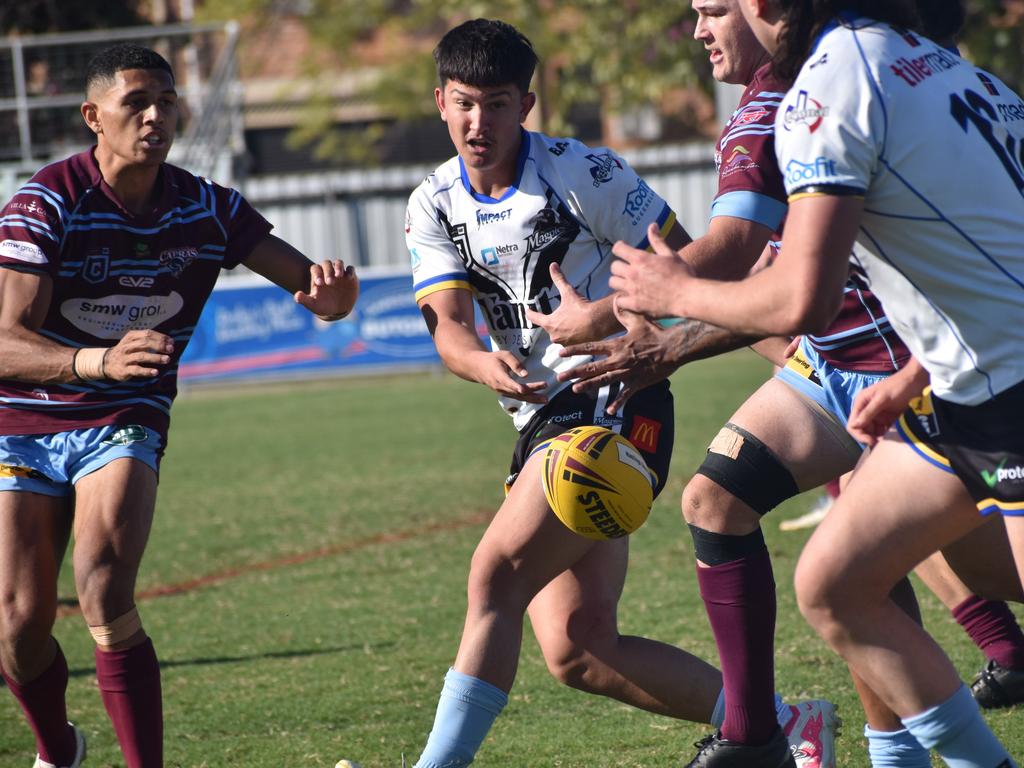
[0,21,241,182]
[240,142,719,272]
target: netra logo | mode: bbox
[785,157,837,186]
[61,292,184,340]
[783,91,829,132]
[481,243,519,265]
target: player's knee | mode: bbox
[465,550,531,615]
[686,423,799,527]
[0,590,56,656]
[794,553,851,636]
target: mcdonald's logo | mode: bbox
[628,417,661,453]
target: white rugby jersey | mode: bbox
[776,18,1024,405]
[407,130,675,429]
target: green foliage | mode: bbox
[201,0,711,163]
[0,0,141,34]
[961,1,1024,94]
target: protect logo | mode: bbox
[980,458,1024,489]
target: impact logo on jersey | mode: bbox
[586,153,622,187]
[783,91,829,132]
[785,157,838,187]
[0,239,47,265]
[476,208,513,228]
[623,180,655,226]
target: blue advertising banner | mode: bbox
[179,269,444,382]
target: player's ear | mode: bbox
[434,87,447,121]
[81,101,102,135]
[519,91,537,123]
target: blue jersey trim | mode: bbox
[458,130,531,204]
[413,271,469,292]
[710,191,786,231]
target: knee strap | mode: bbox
[688,524,767,566]
[695,423,799,515]
[88,607,142,648]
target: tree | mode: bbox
[199,0,713,163]
[961,0,1024,95]
[0,0,142,34]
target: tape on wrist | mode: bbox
[317,311,348,321]
[72,347,109,380]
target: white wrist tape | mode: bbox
[72,347,108,380]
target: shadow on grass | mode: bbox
[67,641,395,679]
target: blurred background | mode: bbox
[2,0,1021,381]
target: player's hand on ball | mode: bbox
[610,222,693,319]
[295,259,360,320]
[470,350,547,404]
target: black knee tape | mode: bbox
[695,423,799,515]
[688,524,767,566]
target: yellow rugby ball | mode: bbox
[541,425,654,540]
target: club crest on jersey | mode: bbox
[783,91,829,132]
[586,152,622,187]
[159,246,198,277]
[526,208,574,253]
[83,250,110,283]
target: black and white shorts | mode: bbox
[506,380,674,499]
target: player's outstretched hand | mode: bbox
[470,350,548,404]
[105,330,174,380]
[848,359,928,446]
[557,296,680,414]
[610,222,693,319]
[295,259,360,320]
[525,263,605,346]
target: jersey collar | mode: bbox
[84,146,176,221]
[458,129,531,204]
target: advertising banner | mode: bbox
[179,269,443,381]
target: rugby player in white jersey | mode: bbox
[404,18,820,768]
[608,0,1024,765]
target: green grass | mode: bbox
[2,352,1021,766]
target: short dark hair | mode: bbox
[433,19,538,94]
[914,0,965,43]
[773,0,918,80]
[85,43,174,94]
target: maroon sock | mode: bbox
[952,595,1024,670]
[696,547,778,745]
[95,637,163,768]
[2,640,76,765]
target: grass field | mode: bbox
[1,351,1021,767]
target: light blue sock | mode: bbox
[709,689,790,730]
[864,725,931,768]
[414,668,508,768]
[902,685,1016,768]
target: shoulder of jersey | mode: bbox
[413,155,462,198]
